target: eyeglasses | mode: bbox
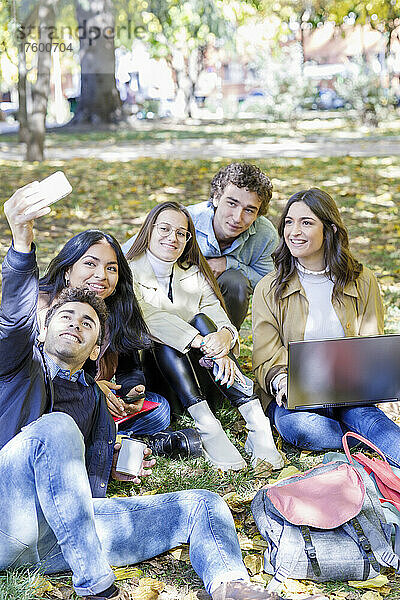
[153,222,192,243]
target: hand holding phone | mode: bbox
[24,171,72,215]
[121,393,146,404]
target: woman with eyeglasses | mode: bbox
[123,201,283,472]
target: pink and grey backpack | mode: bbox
[251,433,400,592]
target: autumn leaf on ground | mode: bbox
[112,565,142,580]
[360,592,383,600]
[253,459,274,479]
[244,553,263,575]
[268,465,300,484]
[32,575,53,594]
[348,575,389,589]
[169,545,191,563]
[223,490,256,512]
[131,577,166,600]
[250,572,272,585]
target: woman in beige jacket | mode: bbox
[252,188,400,466]
[125,201,283,472]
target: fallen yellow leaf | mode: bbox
[250,572,272,585]
[223,491,255,512]
[237,533,254,551]
[254,459,274,478]
[283,578,310,594]
[138,577,165,591]
[112,566,142,580]
[169,545,191,562]
[348,575,389,589]
[360,591,383,600]
[244,553,263,575]
[251,536,269,552]
[130,588,160,600]
[32,575,53,594]
[131,577,166,600]
[275,466,301,481]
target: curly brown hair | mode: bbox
[209,162,273,216]
[44,287,108,346]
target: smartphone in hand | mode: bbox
[121,393,146,405]
[24,171,72,215]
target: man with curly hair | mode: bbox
[187,163,278,329]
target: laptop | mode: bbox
[286,334,400,410]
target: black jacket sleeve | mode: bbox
[114,350,145,397]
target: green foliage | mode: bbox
[0,568,44,600]
[335,60,397,126]
[240,44,316,122]
[262,0,326,28]
[326,0,400,31]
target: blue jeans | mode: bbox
[118,392,170,436]
[268,402,400,467]
[0,413,248,596]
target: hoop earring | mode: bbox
[64,274,70,286]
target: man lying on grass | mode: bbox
[0,182,325,600]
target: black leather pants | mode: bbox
[151,313,253,410]
[217,269,252,330]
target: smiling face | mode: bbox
[148,208,190,263]
[283,201,325,270]
[212,183,261,245]
[43,301,101,371]
[66,241,118,299]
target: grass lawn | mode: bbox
[0,153,399,599]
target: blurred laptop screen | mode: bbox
[287,334,400,410]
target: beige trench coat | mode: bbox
[252,266,384,407]
[129,252,238,354]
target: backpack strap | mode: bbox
[392,523,400,557]
[300,526,321,577]
[349,516,381,573]
[342,432,389,465]
[343,514,400,574]
[267,521,308,592]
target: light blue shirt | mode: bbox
[44,352,89,386]
[186,201,279,289]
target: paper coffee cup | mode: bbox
[116,437,146,477]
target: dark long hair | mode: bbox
[272,188,363,303]
[125,201,227,310]
[39,230,150,354]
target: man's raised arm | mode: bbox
[0,183,51,376]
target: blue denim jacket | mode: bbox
[186,202,279,289]
[0,245,115,498]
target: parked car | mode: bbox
[316,88,345,110]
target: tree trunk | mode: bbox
[18,44,29,143]
[72,0,122,124]
[17,3,38,144]
[26,1,55,162]
[174,46,206,119]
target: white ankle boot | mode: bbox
[238,399,284,470]
[188,401,247,471]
